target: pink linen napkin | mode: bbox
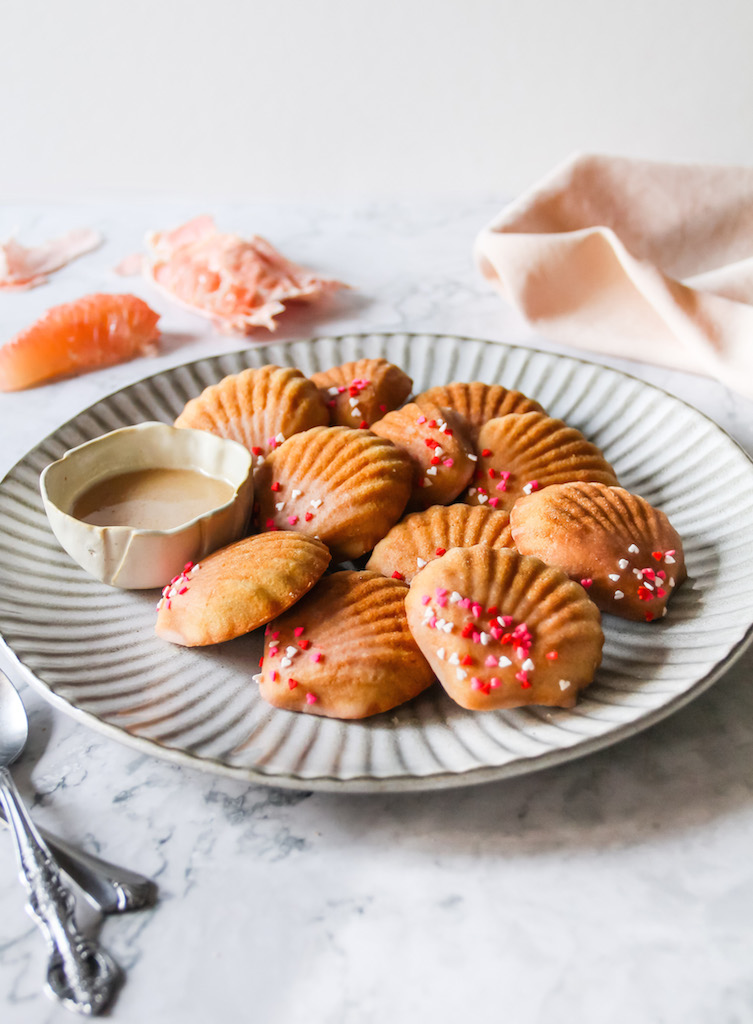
[474,153,753,399]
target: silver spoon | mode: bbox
[0,671,120,1015]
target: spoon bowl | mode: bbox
[0,671,29,767]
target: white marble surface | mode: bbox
[1,200,752,1023]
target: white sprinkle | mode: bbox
[280,657,292,668]
[328,386,340,396]
[352,406,362,418]
[441,621,453,633]
[559,679,571,690]
[437,647,446,661]
[522,658,534,672]
[435,446,444,457]
[252,673,262,684]
[437,419,446,430]
[275,432,285,443]
[477,494,488,504]
[291,489,302,499]
[665,554,676,564]
[311,498,323,508]
[426,466,438,476]
[349,397,359,407]
[662,607,668,617]
[422,607,433,623]
[435,618,446,631]
[275,501,285,511]
[522,482,535,495]
[618,558,629,569]
[633,569,643,579]
[479,632,491,646]
[643,581,654,591]
[468,454,478,462]
[628,544,640,554]
[449,652,460,666]
[285,646,297,658]
[608,573,620,582]
[456,668,467,681]
[669,578,675,588]
[417,557,427,568]
[468,488,477,496]
[256,455,265,467]
[614,590,624,600]
[450,591,462,604]
[498,656,512,668]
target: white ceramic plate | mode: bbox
[1,333,752,792]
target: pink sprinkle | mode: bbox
[183,562,194,571]
[294,626,305,636]
[490,625,503,640]
[515,646,528,660]
[515,670,528,684]
[500,471,511,480]
[178,586,188,595]
[269,647,279,657]
[471,631,481,644]
[495,481,507,492]
[436,596,448,608]
[443,458,454,467]
[489,497,500,508]
[311,652,322,663]
[490,677,501,689]
[265,519,277,530]
[417,415,427,424]
[429,616,438,629]
[459,597,472,610]
[435,587,448,598]
[665,549,676,557]
[271,671,278,681]
[305,693,317,704]
[288,515,299,525]
[471,602,483,619]
[657,570,667,580]
[271,631,280,640]
[470,677,483,691]
[501,615,513,627]
[485,655,498,667]
[580,578,593,588]
[421,595,431,606]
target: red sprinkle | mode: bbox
[461,623,475,638]
[299,639,311,650]
[652,551,662,561]
[251,446,263,456]
[359,420,369,429]
[546,651,559,660]
[265,519,277,530]
[294,626,305,636]
[430,455,441,466]
[379,404,387,413]
[645,612,654,622]
[637,585,653,601]
[305,512,314,521]
[481,448,492,457]
[271,671,278,681]
[271,482,281,492]
[435,547,446,557]
[392,571,405,580]
[288,678,298,690]
[461,654,472,666]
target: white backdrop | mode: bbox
[2,0,752,201]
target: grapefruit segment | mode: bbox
[0,293,160,392]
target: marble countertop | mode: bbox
[1,199,752,1024]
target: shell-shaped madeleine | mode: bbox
[174,365,329,464]
[370,401,475,507]
[405,546,603,710]
[255,426,413,561]
[510,482,685,622]
[465,411,619,513]
[258,570,435,718]
[310,358,413,429]
[155,532,331,646]
[415,382,543,439]
[367,504,515,582]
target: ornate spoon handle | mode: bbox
[0,765,121,1016]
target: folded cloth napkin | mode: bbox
[474,153,753,399]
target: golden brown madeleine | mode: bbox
[415,382,543,440]
[257,570,435,719]
[174,365,329,466]
[510,482,686,622]
[405,546,603,710]
[370,401,475,507]
[367,504,515,583]
[465,411,619,514]
[310,358,412,429]
[255,426,413,561]
[155,533,331,646]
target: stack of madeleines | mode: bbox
[155,359,685,720]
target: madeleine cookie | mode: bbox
[255,426,413,561]
[367,504,515,583]
[310,358,412,429]
[174,365,329,466]
[405,546,603,710]
[465,411,619,513]
[155,532,330,646]
[510,482,686,622]
[415,382,543,440]
[370,401,475,507]
[257,571,435,718]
